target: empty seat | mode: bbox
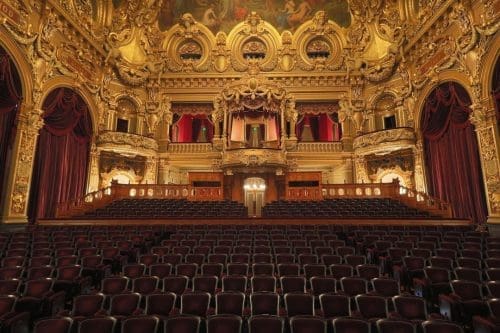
[216,292,245,316]
[121,315,159,333]
[421,320,464,333]
[332,317,370,333]
[78,317,116,333]
[164,315,201,333]
[290,316,326,333]
[283,292,314,317]
[250,292,280,316]
[206,314,242,333]
[180,291,211,317]
[248,315,284,333]
[34,317,73,333]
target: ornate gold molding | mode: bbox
[353,127,416,153]
[295,142,343,153]
[97,131,158,154]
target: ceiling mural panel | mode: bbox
[158,0,351,33]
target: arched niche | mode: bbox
[420,81,488,223]
[373,93,398,131]
[28,87,93,221]
[114,97,139,134]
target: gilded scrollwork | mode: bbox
[353,127,416,150]
[97,131,158,152]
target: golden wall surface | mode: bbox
[0,0,498,223]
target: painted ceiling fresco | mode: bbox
[148,0,351,33]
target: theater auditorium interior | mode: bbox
[0,0,499,332]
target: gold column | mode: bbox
[142,156,158,184]
[354,156,369,183]
[87,142,100,193]
[470,104,500,224]
[1,105,43,223]
[413,138,427,192]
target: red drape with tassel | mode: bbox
[29,88,92,220]
[0,48,21,194]
[422,82,487,223]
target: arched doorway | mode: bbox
[0,46,22,203]
[421,82,488,223]
[28,88,93,220]
[244,177,266,217]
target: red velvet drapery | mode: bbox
[0,47,21,194]
[493,57,500,127]
[29,88,92,220]
[297,114,340,141]
[174,114,214,143]
[422,82,488,223]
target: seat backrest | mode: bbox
[392,295,427,320]
[72,294,105,316]
[0,295,16,316]
[421,320,464,333]
[281,276,306,294]
[310,276,336,296]
[132,276,160,294]
[109,293,141,315]
[163,275,189,295]
[284,292,314,317]
[215,292,245,316]
[356,295,388,319]
[193,275,218,294]
[121,316,159,333]
[290,316,326,333]
[100,277,129,295]
[78,317,116,333]
[371,278,400,297]
[376,318,416,333]
[34,318,73,333]
[248,315,284,333]
[180,291,211,317]
[332,317,370,333]
[0,280,21,295]
[340,277,368,297]
[251,276,276,293]
[164,315,201,333]
[24,279,53,297]
[206,314,242,333]
[250,292,279,316]
[222,275,247,293]
[145,292,176,316]
[450,280,483,300]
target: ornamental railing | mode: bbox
[56,180,451,219]
[55,184,223,218]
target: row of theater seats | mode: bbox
[0,224,495,333]
[27,313,470,333]
[262,198,432,218]
[78,199,248,219]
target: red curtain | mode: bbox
[175,114,213,143]
[422,82,488,223]
[0,47,21,194]
[297,114,340,141]
[493,57,500,127]
[29,88,92,220]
